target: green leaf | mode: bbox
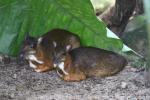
[0,0,130,56]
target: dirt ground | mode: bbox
[0,60,150,100]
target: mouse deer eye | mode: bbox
[30,44,34,48]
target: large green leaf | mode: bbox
[0,0,128,56]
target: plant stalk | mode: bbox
[143,0,150,86]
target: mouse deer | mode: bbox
[22,29,81,72]
[53,45,127,81]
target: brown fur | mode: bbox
[32,45,54,72]
[25,29,80,72]
[54,47,127,81]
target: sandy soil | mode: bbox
[0,60,150,100]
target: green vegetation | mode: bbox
[0,0,129,56]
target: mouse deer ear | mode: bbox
[66,45,72,52]
[53,41,57,47]
[24,35,37,48]
[37,37,43,45]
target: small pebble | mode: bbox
[13,74,17,79]
[121,82,127,89]
[0,54,3,63]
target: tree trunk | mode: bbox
[99,0,136,37]
[134,0,144,15]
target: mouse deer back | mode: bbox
[53,46,127,81]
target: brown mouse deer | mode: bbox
[24,43,54,72]
[23,29,81,72]
[53,45,127,81]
